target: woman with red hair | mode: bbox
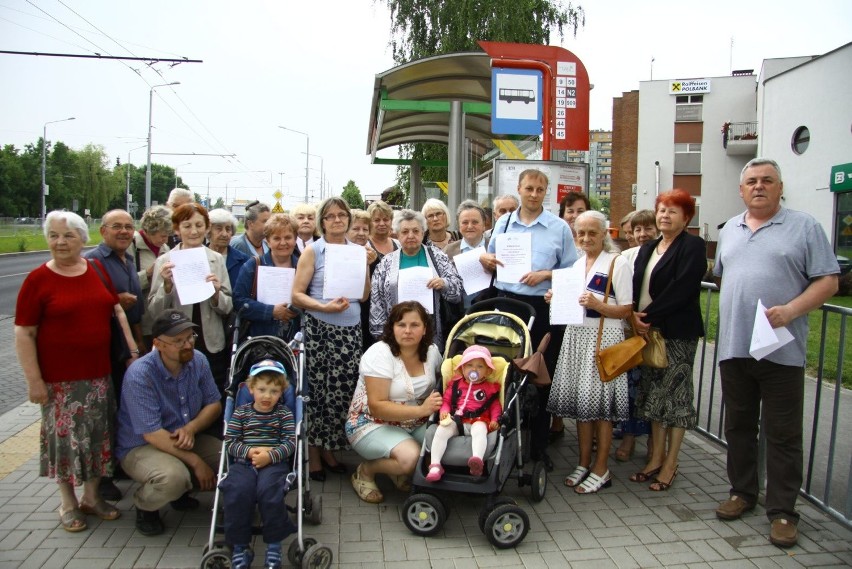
[629,189,706,491]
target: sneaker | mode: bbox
[135,509,164,536]
[231,545,254,569]
[170,492,199,511]
[98,477,122,501]
[425,464,444,482]
[770,518,798,547]
[716,495,755,520]
[264,543,282,569]
[468,456,484,476]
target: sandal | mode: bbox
[59,507,88,532]
[615,436,635,462]
[575,470,612,494]
[564,465,589,488]
[351,464,384,503]
[80,499,121,520]
[425,464,444,483]
[390,473,412,491]
[629,466,661,483]
[649,467,678,492]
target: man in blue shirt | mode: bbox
[84,209,144,500]
[481,169,579,469]
[230,201,271,259]
[116,310,222,536]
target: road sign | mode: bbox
[273,190,283,200]
[830,163,852,193]
[491,68,543,135]
[271,201,284,213]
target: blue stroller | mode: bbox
[200,334,331,569]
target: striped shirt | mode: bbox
[225,403,296,464]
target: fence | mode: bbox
[695,282,852,529]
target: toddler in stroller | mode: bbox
[220,359,297,569]
[427,345,502,481]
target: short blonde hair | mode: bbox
[264,213,299,239]
[350,209,372,231]
[367,200,394,221]
[421,198,450,220]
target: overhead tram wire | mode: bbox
[0,50,201,63]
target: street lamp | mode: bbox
[301,152,324,202]
[279,126,309,203]
[174,162,192,187]
[41,116,75,221]
[145,81,180,209]
[126,144,147,216]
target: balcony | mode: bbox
[723,121,758,156]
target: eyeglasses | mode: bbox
[425,212,445,220]
[322,213,349,221]
[104,224,135,232]
[158,332,198,347]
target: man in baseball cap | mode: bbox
[115,309,221,536]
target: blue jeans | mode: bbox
[219,461,296,544]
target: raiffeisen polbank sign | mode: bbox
[669,79,711,94]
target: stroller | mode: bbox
[401,298,548,548]
[200,333,332,569]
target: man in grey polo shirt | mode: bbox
[713,158,839,547]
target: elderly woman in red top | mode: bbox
[15,211,138,533]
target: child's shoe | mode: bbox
[468,456,484,476]
[425,464,444,482]
[264,542,282,569]
[231,545,254,569]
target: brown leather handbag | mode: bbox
[595,255,645,382]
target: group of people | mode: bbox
[15,157,840,552]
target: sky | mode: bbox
[2,0,850,211]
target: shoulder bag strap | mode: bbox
[595,255,640,356]
[251,256,260,300]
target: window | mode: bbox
[792,126,810,155]
[674,143,702,174]
[675,94,703,122]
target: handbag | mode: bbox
[88,260,132,363]
[642,328,668,368]
[595,255,645,382]
[513,332,552,387]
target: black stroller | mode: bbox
[200,333,331,569]
[401,298,548,548]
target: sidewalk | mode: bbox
[1,400,851,569]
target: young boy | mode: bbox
[220,359,296,569]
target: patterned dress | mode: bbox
[547,252,631,422]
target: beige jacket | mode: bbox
[148,245,233,353]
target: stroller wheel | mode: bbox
[484,504,530,549]
[402,493,447,537]
[201,541,231,557]
[307,494,323,525]
[477,496,517,533]
[530,460,548,502]
[301,543,333,569]
[287,537,317,566]
[199,546,232,569]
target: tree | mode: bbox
[341,180,366,210]
[213,197,225,210]
[381,185,406,207]
[382,0,585,197]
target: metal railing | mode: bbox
[695,282,852,529]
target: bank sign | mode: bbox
[669,79,711,94]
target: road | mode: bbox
[0,251,52,315]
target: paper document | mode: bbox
[549,267,585,325]
[749,299,795,360]
[495,232,532,283]
[452,247,492,295]
[257,266,295,306]
[397,266,434,314]
[323,244,367,299]
[169,247,215,305]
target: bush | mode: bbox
[16,236,28,252]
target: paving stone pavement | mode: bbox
[1,399,851,569]
[2,314,851,568]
